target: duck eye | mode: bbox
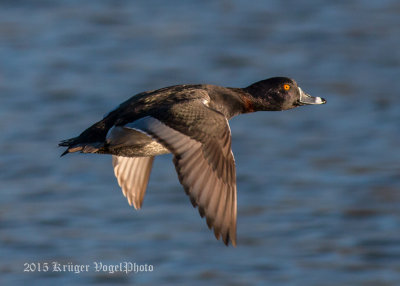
[283,84,290,91]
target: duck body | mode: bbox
[62,84,250,157]
[60,77,326,246]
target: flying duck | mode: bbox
[60,77,326,246]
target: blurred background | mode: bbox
[0,0,399,285]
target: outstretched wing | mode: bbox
[112,156,154,209]
[127,100,237,246]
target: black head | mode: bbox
[243,77,326,111]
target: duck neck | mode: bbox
[242,86,281,112]
[204,86,246,119]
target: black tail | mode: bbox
[59,137,78,148]
[59,137,85,156]
[59,114,117,157]
[59,136,104,157]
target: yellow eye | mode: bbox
[283,84,290,91]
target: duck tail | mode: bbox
[59,137,83,156]
[58,127,104,157]
[59,137,103,156]
[59,138,78,156]
[59,137,103,157]
[59,115,116,157]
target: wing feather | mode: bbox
[112,156,154,209]
[132,115,237,246]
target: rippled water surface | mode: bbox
[1,0,399,285]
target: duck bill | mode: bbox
[298,87,326,105]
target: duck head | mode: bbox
[243,77,326,111]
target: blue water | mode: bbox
[1,0,399,285]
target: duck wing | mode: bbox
[112,155,154,209]
[126,99,237,246]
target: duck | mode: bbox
[59,77,326,246]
